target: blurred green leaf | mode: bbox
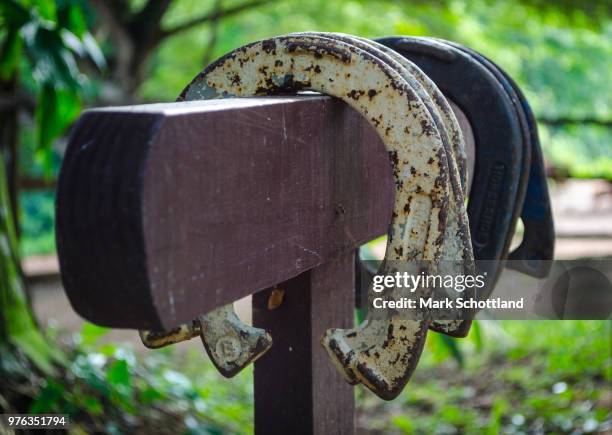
[107,359,131,389]
[35,84,81,170]
[140,386,165,404]
[0,0,31,28]
[29,379,66,413]
[22,22,81,90]
[80,322,110,347]
[72,354,111,398]
[487,398,508,435]
[82,395,104,415]
[0,27,22,79]
[470,319,483,352]
[81,32,106,69]
[392,415,415,433]
[57,0,87,37]
[33,0,58,21]
[441,335,465,367]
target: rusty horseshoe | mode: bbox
[140,305,272,377]
[291,32,475,338]
[175,33,473,399]
[140,33,475,399]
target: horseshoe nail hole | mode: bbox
[233,296,253,326]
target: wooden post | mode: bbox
[57,96,393,329]
[253,253,355,434]
[56,97,394,433]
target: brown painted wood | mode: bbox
[57,96,393,329]
[253,253,355,435]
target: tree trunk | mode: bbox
[0,147,25,345]
[0,74,22,345]
[0,76,20,237]
[0,96,60,373]
[0,147,62,375]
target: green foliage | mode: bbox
[0,0,104,169]
[426,321,485,367]
[0,0,104,373]
[361,320,612,434]
[23,322,253,433]
[19,191,56,255]
[14,0,612,255]
[79,322,110,346]
[139,0,611,179]
[5,318,604,433]
[541,125,612,179]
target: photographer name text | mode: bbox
[372,296,524,310]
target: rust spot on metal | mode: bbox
[262,39,277,54]
[139,322,200,349]
[285,40,352,63]
[420,118,436,136]
[347,90,360,100]
[388,150,399,169]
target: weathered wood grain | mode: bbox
[57,96,393,329]
[253,253,355,435]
